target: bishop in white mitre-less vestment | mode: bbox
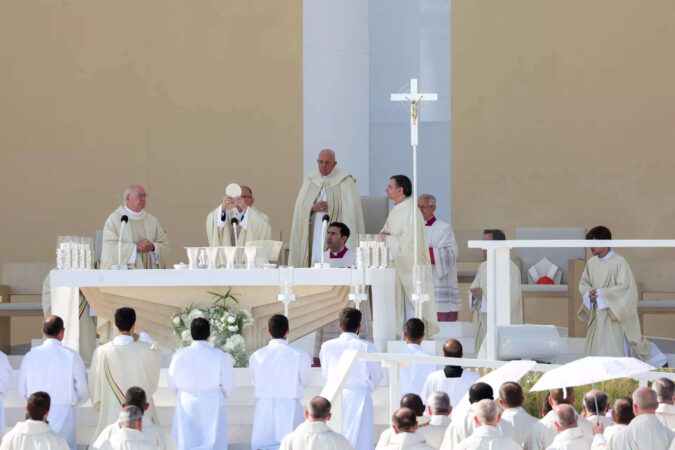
[206,188,271,247]
[0,419,70,450]
[249,335,311,450]
[89,334,162,442]
[0,350,12,435]
[289,150,364,267]
[381,178,439,337]
[17,332,88,449]
[168,340,235,450]
[320,326,382,450]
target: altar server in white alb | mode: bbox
[289,149,365,267]
[579,226,666,365]
[381,175,439,337]
[469,229,522,357]
[280,396,355,450]
[417,194,460,322]
[0,349,12,435]
[397,318,437,400]
[0,392,69,450]
[249,314,311,450]
[89,308,162,442]
[92,386,175,450]
[98,406,157,450]
[16,316,88,449]
[320,308,382,450]
[206,184,272,247]
[168,317,235,450]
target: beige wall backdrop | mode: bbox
[452,1,675,291]
[0,0,302,274]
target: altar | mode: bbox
[50,268,397,353]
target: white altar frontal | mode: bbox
[50,268,397,352]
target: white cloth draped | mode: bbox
[616,414,675,450]
[527,410,593,450]
[398,343,438,400]
[16,338,88,450]
[383,431,434,450]
[656,403,675,429]
[279,421,355,450]
[425,219,460,313]
[0,420,69,450]
[420,415,451,449]
[499,406,538,448]
[168,341,235,450]
[0,350,12,435]
[546,426,594,450]
[420,369,480,418]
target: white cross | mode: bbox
[390,78,438,146]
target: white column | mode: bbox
[370,268,398,351]
[485,249,497,360]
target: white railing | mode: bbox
[467,240,675,360]
[319,350,674,433]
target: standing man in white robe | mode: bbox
[280,396,355,450]
[100,185,169,341]
[320,308,382,450]
[206,185,272,247]
[548,404,594,450]
[455,399,520,450]
[398,318,437,400]
[98,406,157,450]
[249,314,311,450]
[420,339,480,413]
[16,316,88,449]
[0,392,69,450]
[289,149,365,267]
[168,317,235,450]
[578,226,665,364]
[469,229,523,357]
[89,307,161,442]
[616,387,674,450]
[0,349,12,435]
[654,378,675,429]
[497,382,538,448]
[418,194,460,322]
[381,175,439,337]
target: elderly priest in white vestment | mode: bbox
[0,349,13,435]
[280,396,355,450]
[496,382,538,448]
[249,314,311,450]
[168,317,235,450]
[289,149,365,267]
[578,226,666,365]
[320,308,382,450]
[527,387,593,450]
[92,386,174,450]
[654,378,675,429]
[547,404,595,450]
[16,316,88,450]
[453,399,520,450]
[89,308,161,442]
[381,175,439,337]
[422,392,452,449]
[0,392,69,450]
[206,184,271,247]
[418,194,460,322]
[469,229,522,357]
[98,406,158,450]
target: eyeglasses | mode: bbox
[240,195,252,199]
[130,194,148,198]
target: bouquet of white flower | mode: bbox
[171,289,254,367]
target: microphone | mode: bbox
[322,214,330,223]
[112,215,129,270]
[317,215,330,268]
[231,217,239,249]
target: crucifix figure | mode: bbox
[390,78,438,317]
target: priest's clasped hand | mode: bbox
[312,201,328,213]
[588,289,598,303]
[136,239,154,253]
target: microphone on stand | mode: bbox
[112,215,129,270]
[231,217,240,265]
[316,214,331,268]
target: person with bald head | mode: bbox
[618,387,674,450]
[383,407,434,450]
[548,404,594,449]
[583,390,613,428]
[280,396,355,450]
[453,399,520,450]
[289,149,365,267]
[527,387,593,450]
[420,339,480,413]
[375,394,433,449]
[653,377,675,429]
[206,184,271,247]
[16,315,88,449]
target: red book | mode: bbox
[429,248,435,264]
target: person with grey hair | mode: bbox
[653,377,675,429]
[548,404,594,449]
[618,387,675,450]
[280,396,355,450]
[453,399,519,450]
[417,194,460,322]
[583,390,614,428]
[206,184,271,247]
[98,406,157,450]
[423,392,452,449]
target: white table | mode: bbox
[51,268,397,352]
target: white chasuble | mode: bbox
[469,260,522,356]
[279,421,355,450]
[168,341,235,450]
[578,251,653,360]
[547,427,594,450]
[97,428,158,450]
[425,218,460,313]
[206,205,271,247]
[16,338,88,450]
[0,350,12,435]
[527,410,593,450]
[249,339,312,450]
[320,333,382,450]
[381,197,439,338]
[453,425,520,450]
[89,336,161,442]
[0,420,69,450]
[289,168,364,268]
